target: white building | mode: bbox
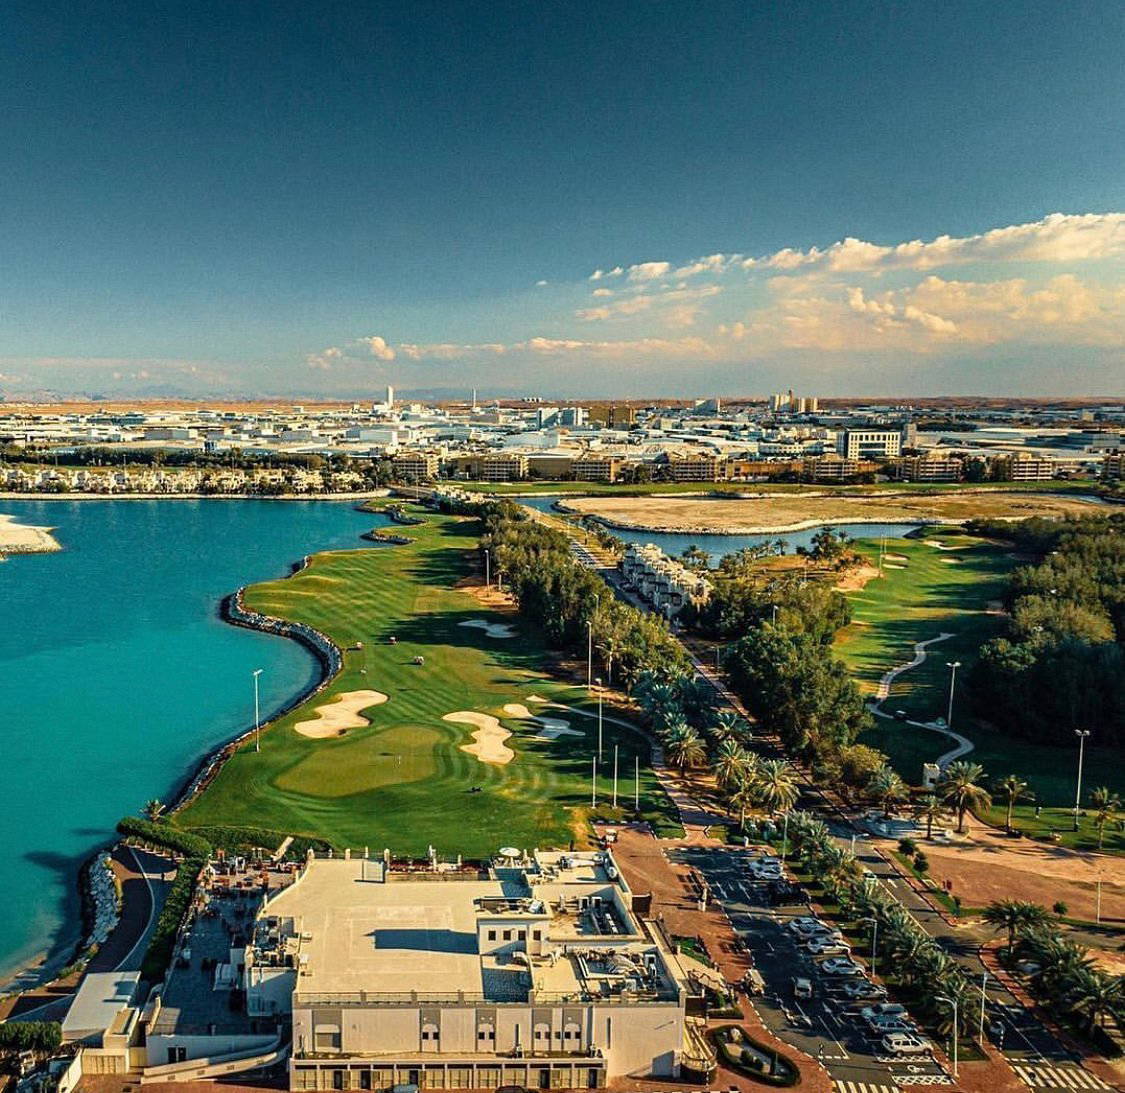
[244,852,688,1090]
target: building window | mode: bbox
[502,930,511,941]
[517,930,526,941]
[478,1026,496,1043]
[487,929,497,941]
[532,930,541,941]
[314,1030,341,1051]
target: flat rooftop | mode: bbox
[258,854,675,1004]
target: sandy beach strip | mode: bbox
[0,514,61,554]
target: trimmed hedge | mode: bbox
[116,816,212,858]
[187,825,330,859]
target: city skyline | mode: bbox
[1,1,1122,398]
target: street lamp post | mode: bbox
[612,744,619,809]
[484,548,490,588]
[945,661,961,730]
[252,668,263,753]
[595,677,604,762]
[978,971,988,1046]
[860,916,879,976]
[936,995,959,1079]
[1073,729,1090,831]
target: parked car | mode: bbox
[881,1032,931,1056]
[787,917,825,934]
[805,936,850,956]
[867,1016,916,1035]
[859,1003,907,1021]
[838,978,887,1001]
[793,977,814,1000]
[819,957,865,977]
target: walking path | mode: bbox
[868,632,976,768]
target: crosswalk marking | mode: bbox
[833,1081,900,1093]
[894,1076,954,1087]
[1013,1064,1111,1090]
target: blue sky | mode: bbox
[1,1,1122,398]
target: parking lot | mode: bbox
[670,845,955,1093]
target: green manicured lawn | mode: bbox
[176,509,680,855]
[836,535,1017,726]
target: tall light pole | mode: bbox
[612,744,619,809]
[252,668,263,752]
[484,548,490,588]
[595,677,604,762]
[587,596,599,689]
[860,916,879,976]
[1073,729,1090,831]
[978,971,988,1046]
[591,755,597,807]
[945,661,961,729]
[936,995,959,1079]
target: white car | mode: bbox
[819,957,865,977]
[787,917,825,934]
[881,1032,931,1056]
[838,979,887,1001]
[805,936,850,956]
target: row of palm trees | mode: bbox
[786,811,984,1040]
[985,899,1124,1035]
[631,671,803,825]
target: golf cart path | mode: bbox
[869,632,975,769]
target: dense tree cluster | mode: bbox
[723,622,871,764]
[479,502,689,687]
[0,1021,61,1056]
[968,514,1125,746]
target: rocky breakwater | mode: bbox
[171,578,344,810]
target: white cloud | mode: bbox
[359,335,396,361]
[591,287,614,297]
[588,266,624,281]
[306,346,344,370]
[626,261,672,282]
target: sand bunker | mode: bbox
[444,711,515,764]
[459,619,516,639]
[503,703,533,718]
[883,562,906,569]
[883,552,909,562]
[294,690,388,738]
[940,557,962,564]
[925,539,960,550]
[526,694,549,703]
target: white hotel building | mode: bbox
[244,851,689,1091]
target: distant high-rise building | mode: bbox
[385,385,395,408]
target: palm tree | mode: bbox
[714,739,753,791]
[142,798,165,821]
[915,794,945,839]
[997,774,1033,833]
[1068,969,1124,1032]
[1089,786,1122,850]
[936,760,991,833]
[729,779,758,832]
[867,765,909,817]
[665,725,707,772]
[982,899,1050,953]
[751,758,800,816]
[710,709,750,744]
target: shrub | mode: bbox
[913,851,929,875]
[898,837,917,856]
[0,1022,61,1054]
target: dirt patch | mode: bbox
[293,690,388,738]
[566,490,1102,534]
[920,831,1125,922]
[444,711,515,764]
[834,563,881,592]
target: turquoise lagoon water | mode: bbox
[0,499,381,982]
[517,495,920,558]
